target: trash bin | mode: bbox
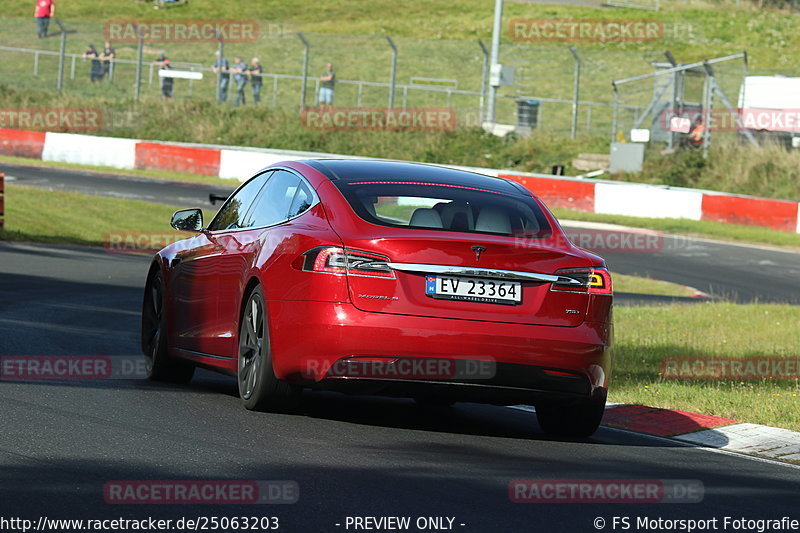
[516,99,540,130]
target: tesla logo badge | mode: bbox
[471,246,486,261]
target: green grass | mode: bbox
[611,303,800,431]
[553,208,800,249]
[613,273,696,297]
[0,184,214,246]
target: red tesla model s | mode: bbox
[141,160,613,436]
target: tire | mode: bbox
[141,269,195,383]
[535,391,606,438]
[237,285,300,412]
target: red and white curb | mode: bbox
[511,403,800,465]
[1,126,799,234]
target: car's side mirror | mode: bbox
[170,208,204,231]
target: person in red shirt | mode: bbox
[34,0,55,39]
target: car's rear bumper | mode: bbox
[268,300,612,404]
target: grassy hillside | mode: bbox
[2,0,800,203]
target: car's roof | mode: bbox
[301,159,531,197]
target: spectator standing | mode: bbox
[100,41,116,80]
[319,62,336,113]
[231,57,248,107]
[83,44,104,83]
[211,51,230,103]
[153,52,173,98]
[248,57,263,105]
[34,0,55,39]
[687,116,706,149]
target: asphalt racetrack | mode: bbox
[1,163,799,531]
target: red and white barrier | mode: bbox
[0,128,46,159]
[42,132,138,169]
[1,127,798,234]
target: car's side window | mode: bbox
[207,171,272,232]
[243,170,302,228]
[288,179,315,219]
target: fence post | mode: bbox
[215,32,225,103]
[55,19,68,91]
[0,173,4,231]
[568,46,580,140]
[297,33,310,109]
[486,0,504,125]
[386,36,398,110]
[477,39,489,125]
[611,82,619,143]
[134,24,144,101]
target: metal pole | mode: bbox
[70,55,76,80]
[216,35,225,103]
[386,36,398,110]
[487,0,504,125]
[55,19,67,91]
[477,39,489,125]
[568,46,580,139]
[134,25,143,101]
[611,82,619,143]
[701,67,712,159]
[297,33,309,109]
[34,52,39,76]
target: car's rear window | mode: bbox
[333,179,552,238]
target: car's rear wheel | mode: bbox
[238,286,300,412]
[141,269,195,383]
[535,391,606,438]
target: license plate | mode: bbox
[425,275,522,305]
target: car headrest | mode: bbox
[439,201,474,231]
[409,208,444,229]
[475,208,511,234]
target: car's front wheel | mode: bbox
[535,391,606,438]
[141,269,195,383]
[238,286,300,412]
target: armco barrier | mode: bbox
[0,127,798,234]
[135,142,221,176]
[0,128,46,159]
[0,172,4,230]
[498,173,594,211]
[42,132,137,170]
[701,194,799,233]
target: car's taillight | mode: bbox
[299,247,395,279]
[551,267,612,295]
